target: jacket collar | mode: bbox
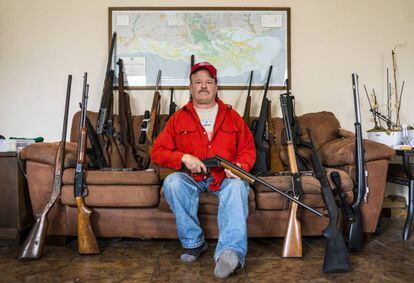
[183,98,232,140]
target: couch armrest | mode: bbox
[337,128,355,138]
[20,141,77,168]
[318,137,396,166]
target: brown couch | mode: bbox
[20,111,395,240]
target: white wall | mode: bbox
[1,0,413,141]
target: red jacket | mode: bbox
[151,98,256,191]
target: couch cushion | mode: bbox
[60,184,160,207]
[273,111,341,166]
[158,188,256,215]
[62,168,159,185]
[319,138,396,166]
[254,169,354,210]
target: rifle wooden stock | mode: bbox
[281,142,302,257]
[76,197,99,254]
[282,202,302,257]
[19,75,72,260]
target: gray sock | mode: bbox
[214,249,239,278]
[180,242,208,262]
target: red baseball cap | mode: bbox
[190,62,217,81]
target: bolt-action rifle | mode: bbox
[95,32,117,168]
[243,70,253,126]
[18,75,72,260]
[168,87,177,119]
[117,58,139,169]
[74,73,100,254]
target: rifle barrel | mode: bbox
[213,155,322,217]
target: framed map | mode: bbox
[109,7,290,90]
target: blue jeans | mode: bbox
[163,172,250,265]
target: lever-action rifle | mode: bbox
[306,128,349,273]
[280,92,304,257]
[74,73,100,254]
[19,75,72,260]
[250,66,272,176]
[348,73,368,252]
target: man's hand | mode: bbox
[182,154,207,174]
[224,163,241,179]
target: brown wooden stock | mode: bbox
[282,201,302,257]
[76,197,100,254]
[281,141,302,257]
[219,162,255,183]
[267,100,284,172]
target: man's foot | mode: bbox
[180,242,208,262]
[214,249,239,278]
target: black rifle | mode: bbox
[96,32,116,135]
[19,75,72,260]
[330,172,356,224]
[349,73,367,252]
[306,128,349,273]
[243,70,253,126]
[85,117,107,169]
[94,32,117,168]
[250,66,272,175]
[168,87,177,118]
[74,74,100,254]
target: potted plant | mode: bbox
[365,44,406,147]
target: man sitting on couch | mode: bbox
[151,62,256,278]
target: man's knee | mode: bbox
[220,179,250,198]
[163,172,196,197]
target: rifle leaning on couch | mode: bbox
[250,66,272,176]
[117,58,140,169]
[138,70,161,169]
[306,128,350,273]
[279,92,304,258]
[74,73,100,255]
[18,75,72,260]
[348,73,368,252]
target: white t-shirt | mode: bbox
[195,103,219,141]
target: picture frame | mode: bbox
[109,7,291,90]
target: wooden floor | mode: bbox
[0,218,413,282]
